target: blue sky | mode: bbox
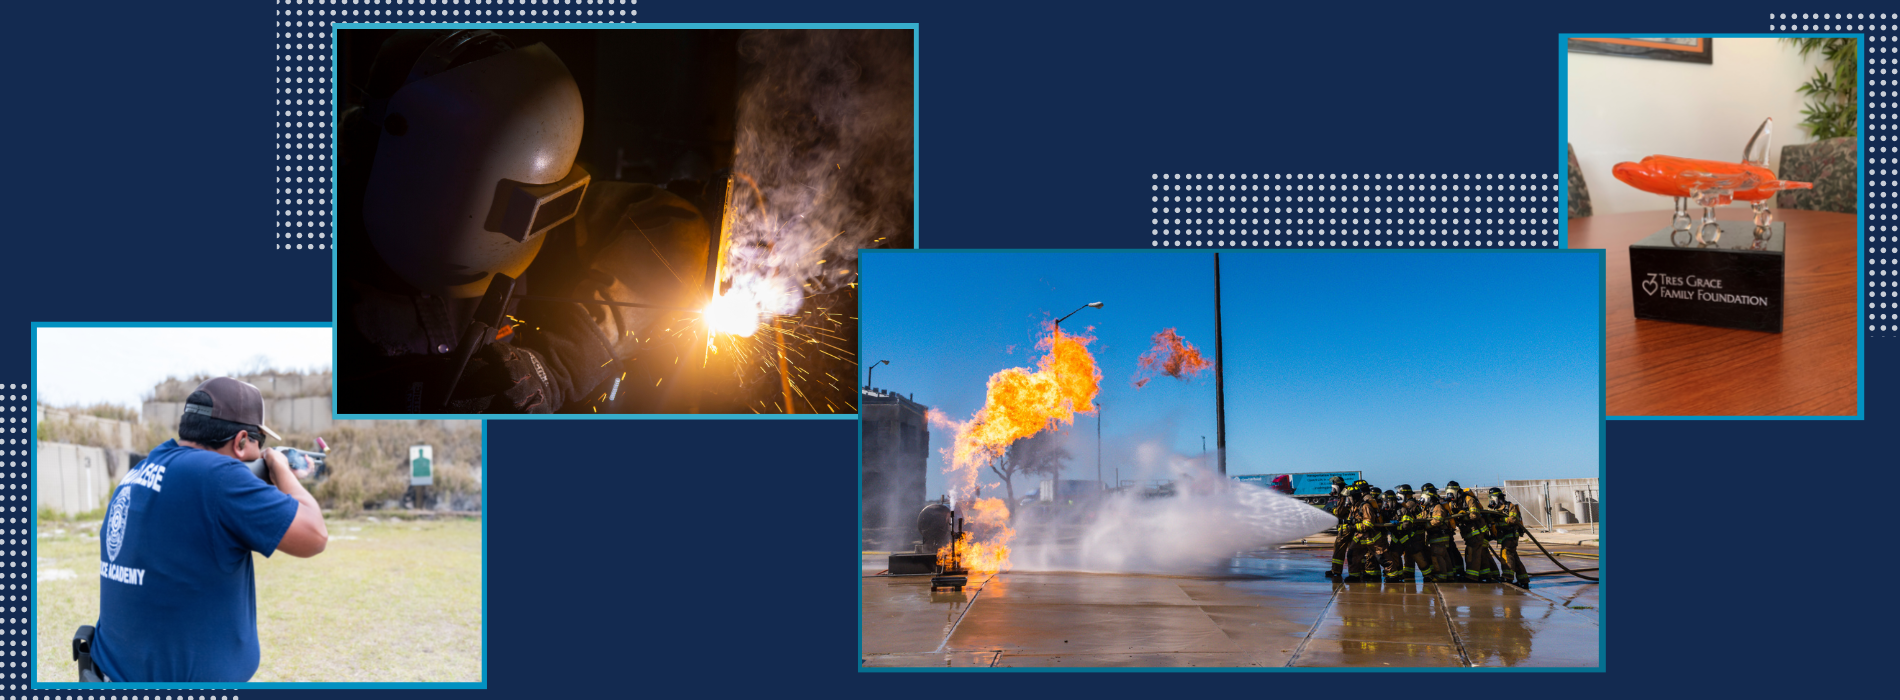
[36,327,333,409]
[861,251,1601,499]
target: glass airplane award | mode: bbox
[1608,118,1807,333]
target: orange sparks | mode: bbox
[1132,327,1213,388]
[927,324,1101,572]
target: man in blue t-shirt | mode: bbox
[87,377,331,682]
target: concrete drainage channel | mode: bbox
[1283,581,1346,666]
[931,573,995,655]
[1431,584,1475,667]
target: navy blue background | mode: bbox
[1,0,1890,694]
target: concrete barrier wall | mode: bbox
[140,402,185,430]
[37,441,113,516]
[149,372,332,402]
[144,396,337,435]
[37,409,139,452]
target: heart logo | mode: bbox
[1641,278,1659,296]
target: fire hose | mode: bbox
[1344,509,1599,582]
[1468,509,1598,582]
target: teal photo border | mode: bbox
[1557,33,1866,421]
[325,23,919,421]
[854,248,1609,672]
[30,321,487,689]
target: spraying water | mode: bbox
[1010,445,1337,574]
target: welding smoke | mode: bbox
[1011,441,1336,574]
[724,29,913,316]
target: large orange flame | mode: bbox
[1132,327,1213,388]
[927,324,1101,572]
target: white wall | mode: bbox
[1567,38,1827,216]
[37,442,113,516]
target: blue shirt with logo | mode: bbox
[91,440,300,682]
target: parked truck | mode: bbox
[1232,471,1363,505]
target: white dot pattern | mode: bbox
[10,385,33,685]
[1148,172,1562,249]
[276,0,640,251]
[1767,19,1890,335]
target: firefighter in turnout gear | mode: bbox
[1488,487,1532,588]
[1392,485,1429,581]
[1445,481,1500,582]
[1372,490,1406,583]
[1422,485,1463,582]
[1325,476,1350,579]
[1343,482,1385,583]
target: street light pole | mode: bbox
[866,359,889,388]
[1097,403,1103,490]
[1053,301,1105,328]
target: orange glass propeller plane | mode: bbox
[1610,118,1811,245]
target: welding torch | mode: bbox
[434,272,708,410]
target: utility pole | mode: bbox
[1097,403,1104,490]
[1214,253,1227,476]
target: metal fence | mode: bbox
[1502,479,1599,534]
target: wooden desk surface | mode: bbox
[1568,208,1858,416]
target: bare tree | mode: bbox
[989,431,1073,507]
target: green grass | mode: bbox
[36,516,481,683]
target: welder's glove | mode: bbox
[450,344,560,414]
[508,297,620,411]
[570,182,712,359]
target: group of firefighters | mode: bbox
[1323,477,1533,588]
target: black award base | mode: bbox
[1628,220,1784,333]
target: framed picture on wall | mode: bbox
[1567,37,1713,64]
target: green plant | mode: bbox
[1784,38,1858,140]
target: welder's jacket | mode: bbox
[340,182,709,413]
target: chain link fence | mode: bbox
[1502,479,1598,533]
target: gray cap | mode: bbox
[182,377,282,441]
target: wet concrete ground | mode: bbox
[862,546,1598,668]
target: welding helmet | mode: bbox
[361,30,591,299]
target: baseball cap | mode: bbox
[182,377,283,441]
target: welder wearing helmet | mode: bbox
[337,29,711,413]
[1325,476,1350,579]
[1488,487,1531,588]
[1445,481,1499,583]
[1392,485,1430,582]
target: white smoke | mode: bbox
[1010,440,1337,573]
[723,29,913,317]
